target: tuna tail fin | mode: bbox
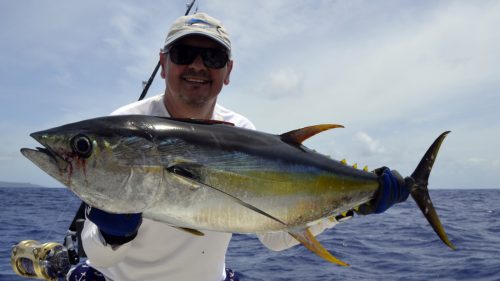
[406,131,456,250]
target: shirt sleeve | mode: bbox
[256,217,340,251]
[81,219,134,267]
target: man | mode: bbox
[69,13,409,281]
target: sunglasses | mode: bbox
[167,44,229,69]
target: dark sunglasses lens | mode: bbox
[169,45,198,65]
[169,45,228,69]
[201,49,228,69]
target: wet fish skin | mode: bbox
[21,115,455,265]
[21,115,376,230]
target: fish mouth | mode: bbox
[21,133,69,174]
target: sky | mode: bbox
[0,0,499,188]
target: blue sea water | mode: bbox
[1,187,499,281]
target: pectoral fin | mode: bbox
[288,228,349,266]
[172,226,205,236]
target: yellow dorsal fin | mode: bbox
[288,228,349,266]
[281,124,344,145]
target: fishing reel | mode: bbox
[11,240,72,281]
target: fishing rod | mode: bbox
[138,0,197,101]
[66,0,198,258]
[68,0,198,254]
[10,2,198,280]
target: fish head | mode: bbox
[21,117,163,213]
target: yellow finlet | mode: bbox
[288,228,349,266]
[341,159,347,165]
[363,165,369,172]
[352,163,358,169]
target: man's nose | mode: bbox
[189,53,206,70]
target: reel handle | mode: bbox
[11,240,71,280]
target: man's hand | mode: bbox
[86,206,142,245]
[357,167,410,215]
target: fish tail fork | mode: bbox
[406,131,456,250]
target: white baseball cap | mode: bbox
[162,13,231,53]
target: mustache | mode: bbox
[181,69,211,80]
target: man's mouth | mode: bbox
[182,75,211,85]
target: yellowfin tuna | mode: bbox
[21,115,455,266]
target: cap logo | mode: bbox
[185,18,218,29]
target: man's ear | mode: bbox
[224,60,233,85]
[160,52,167,79]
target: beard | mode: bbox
[177,87,214,107]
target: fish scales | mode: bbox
[21,115,455,266]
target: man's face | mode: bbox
[161,35,233,107]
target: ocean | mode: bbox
[1,187,499,281]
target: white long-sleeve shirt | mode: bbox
[82,94,338,281]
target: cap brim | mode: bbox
[163,31,231,52]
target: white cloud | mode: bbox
[468,158,487,164]
[253,67,304,99]
[356,131,386,155]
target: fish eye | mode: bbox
[70,134,93,158]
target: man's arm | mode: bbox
[81,207,142,267]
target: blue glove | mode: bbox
[357,167,410,214]
[85,205,142,244]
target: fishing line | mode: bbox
[42,191,77,242]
